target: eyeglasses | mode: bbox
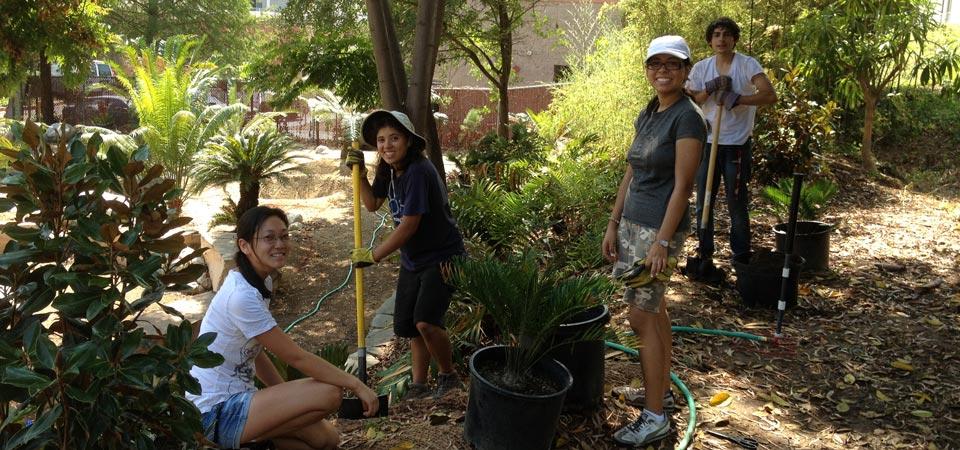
[256,234,290,245]
[645,60,684,71]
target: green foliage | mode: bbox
[109,40,247,203]
[761,177,838,221]
[104,0,253,67]
[449,252,613,389]
[0,0,112,94]
[244,0,378,110]
[194,129,305,220]
[0,121,222,448]
[875,87,960,147]
[450,124,619,272]
[262,343,351,385]
[547,27,649,156]
[752,67,839,186]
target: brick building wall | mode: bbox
[435,84,558,148]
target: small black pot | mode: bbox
[732,250,805,309]
[774,221,833,271]
[464,345,573,450]
[548,304,610,413]
[338,393,389,420]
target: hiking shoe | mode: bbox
[403,382,431,400]
[611,387,679,412]
[613,410,671,446]
[432,372,463,399]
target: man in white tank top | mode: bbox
[684,17,778,283]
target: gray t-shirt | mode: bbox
[621,97,707,230]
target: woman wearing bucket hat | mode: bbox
[601,35,706,446]
[345,110,467,400]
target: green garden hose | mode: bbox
[283,212,389,333]
[605,327,765,450]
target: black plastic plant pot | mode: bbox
[464,345,573,450]
[337,392,389,420]
[548,304,610,413]
[732,250,805,309]
[774,221,833,271]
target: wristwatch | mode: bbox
[657,239,670,249]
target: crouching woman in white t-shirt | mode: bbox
[188,206,378,449]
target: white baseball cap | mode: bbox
[646,35,691,62]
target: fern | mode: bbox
[762,178,839,221]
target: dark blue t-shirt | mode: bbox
[372,158,466,271]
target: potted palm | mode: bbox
[762,177,837,271]
[451,252,612,450]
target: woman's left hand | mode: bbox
[645,243,669,278]
[353,382,380,417]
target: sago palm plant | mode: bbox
[194,129,305,221]
[450,252,613,390]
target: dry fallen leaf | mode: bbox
[837,401,850,413]
[709,391,730,406]
[844,374,856,384]
[876,390,892,402]
[389,442,415,450]
[892,360,914,372]
[911,410,933,418]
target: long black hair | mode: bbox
[235,206,289,299]
[368,114,426,182]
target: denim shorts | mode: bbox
[201,391,254,448]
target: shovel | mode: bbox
[699,101,724,231]
[339,143,389,419]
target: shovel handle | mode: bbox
[700,103,724,229]
[351,144,367,381]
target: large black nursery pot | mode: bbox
[547,304,610,413]
[732,249,805,309]
[464,345,573,450]
[774,220,833,271]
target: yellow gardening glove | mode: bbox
[620,256,678,288]
[345,149,366,174]
[351,248,376,268]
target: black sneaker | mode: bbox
[432,372,463,399]
[403,382,431,400]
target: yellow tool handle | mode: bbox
[700,103,724,230]
[352,144,366,349]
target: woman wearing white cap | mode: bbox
[601,35,706,446]
[345,110,467,400]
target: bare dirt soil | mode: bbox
[181,150,960,449]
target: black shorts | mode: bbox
[393,262,455,338]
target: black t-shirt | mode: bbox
[372,158,466,271]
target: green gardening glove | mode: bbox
[351,248,376,268]
[619,256,678,288]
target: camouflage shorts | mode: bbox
[611,220,684,313]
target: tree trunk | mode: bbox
[39,51,55,124]
[496,2,512,139]
[365,0,447,181]
[861,90,877,172]
[365,0,405,109]
[236,182,261,221]
[145,0,159,47]
[5,84,25,120]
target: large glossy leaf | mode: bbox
[3,404,60,449]
[0,249,41,269]
[2,366,53,391]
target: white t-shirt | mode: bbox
[187,270,277,413]
[687,53,765,146]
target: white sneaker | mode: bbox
[613,410,670,446]
[611,386,678,412]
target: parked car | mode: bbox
[61,95,133,129]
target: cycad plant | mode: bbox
[107,38,246,205]
[193,129,304,221]
[762,177,839,221]
[450,252,613,390]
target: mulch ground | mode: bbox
[332,154,960,449]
